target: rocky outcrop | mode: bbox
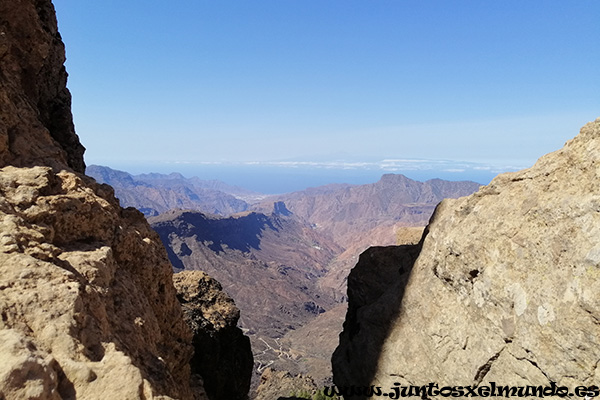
[173,271,253,400]
[0,167,196,399]
[333,118,600,396]
[0,1,217,399]
[0,0,85,173]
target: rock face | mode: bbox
[0,0,85,173]
[0,1,231,399]
[333,118,600,396]
[173,271,253,400]
[0,167,195,399]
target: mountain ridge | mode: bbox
[255,173,481,249]
[87,165,256,216]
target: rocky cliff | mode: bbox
[333,118,600,397]
[0,0,85,173]
[0,166,196,399]
[0,1,251,399]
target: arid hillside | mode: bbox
[149,207,341,383]
[257,173,480,248]
[149,176,480,392]
[87,165,260,216]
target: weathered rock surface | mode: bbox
[333,118,600,396]
[0,1,237,399]
[173,270,253,400]
[0,0,85,173]
[0,166,196,399]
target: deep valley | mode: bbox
[91,165,481,390]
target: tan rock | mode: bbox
[333,118,600,396]
[0,166,197,399]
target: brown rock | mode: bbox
[0,166,196,399]
[333,118,600,396]
[0,0,85,173]
[173,270,253,400]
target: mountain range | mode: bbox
[138,172,481,387]
[5,2,600,400]
[86,165,264,216]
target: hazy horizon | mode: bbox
[53,1,599,171]
[89,156,525,194]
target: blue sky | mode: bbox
[53,1,599,170]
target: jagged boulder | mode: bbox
[333,118,600,396]
[173,271,253,400]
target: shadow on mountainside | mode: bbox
[151,210,280,254]
[332,230,426,400]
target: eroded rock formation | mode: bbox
[333,118,600,397]
[0,1,243,399]
[173,271,253,400]
[0,166,196,399]
[0,0,85,173]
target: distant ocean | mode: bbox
[99,161,519,195]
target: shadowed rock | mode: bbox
[0,0,85,172]
[174,271,253,400]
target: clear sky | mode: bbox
[53,1,599,169]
